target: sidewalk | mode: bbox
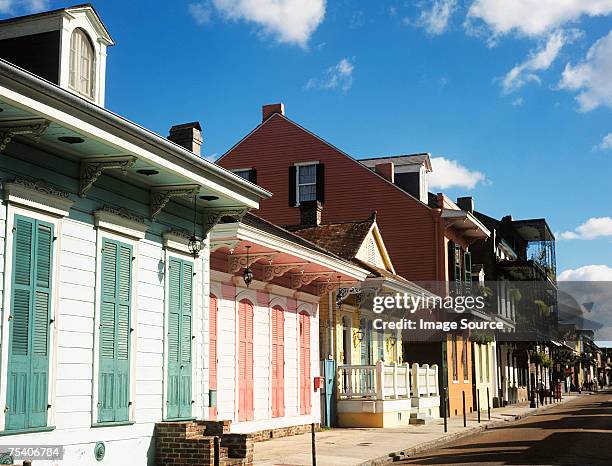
[253,393,587,466]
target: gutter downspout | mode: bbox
[328,291,334,359]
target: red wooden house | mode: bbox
[218,104,490,416]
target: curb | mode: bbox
[357,396,582,465]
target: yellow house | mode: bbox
[291,212,440,427]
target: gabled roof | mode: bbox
[217,111,433,211]
[0,4,114,45]
[285,212,377,261]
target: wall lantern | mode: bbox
[353,328,364,348]
[386,334,397,352]
[188,194,203,259]
[243,245,254,287]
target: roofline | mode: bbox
[217,111,433,212]
[0,4,115,45]
[359,153,433,172]
[0,58,272,202]
[211,221,370,281]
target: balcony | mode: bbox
[336,362,440,427]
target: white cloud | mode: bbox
[210,0,325,47]
[558,265,612,281]
[594,133,612,150]
[560,217,612,240]
[467,0,612,38]
[501,29,581,93]
[189,2,212,25]
[0,0,49,13]
[306,58,354,93]
[429,157,486,190]
[512,97,524,106]
[415,0,458,35]
[559,31,612,112]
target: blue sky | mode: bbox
[2,0,612,279]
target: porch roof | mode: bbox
[0,58,270,215]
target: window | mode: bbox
[98,238,132,423]
[233,169,257,183]
[6,216,53,431]
[299,311,311,415]
[451,335,458,381]
[289,163,325,206]
[238,300,254,421]
[69,29,95,98]
[166,258,193,420]
[297,164,317,203]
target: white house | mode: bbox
[0,5,273,465]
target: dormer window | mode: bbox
[69,28,95,99]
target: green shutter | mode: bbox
[98,239,132,423]
[166,258,193,420]
[6,215,53,430]
[464,251,472,290]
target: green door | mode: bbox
[166,258,193,420]
[98,239,132,423]
[6,215,53,430]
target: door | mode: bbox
[271,305,285,418]
[209,295,218,419]
[299,311,311,415]
[166,258,193,420]
[6,216,53,430]
[238,299,254,421]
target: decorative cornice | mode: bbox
[263,263,307,281]
[227,252,277,273]
[204,207,248,236]
[4,176,74,217]
[291,272,336,290]
[150,184,200,219]
[79,156,137,197]
[0,118,50,152]
[162,229,193,254]
[94,206,149,239]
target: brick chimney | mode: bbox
[457,196,474,213]
[262,103,285,122]
[374,162,394,183]
[168,122,203,156]
[299,200,323,227]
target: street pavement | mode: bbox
[252,393,587,465]
[400,391,612,465]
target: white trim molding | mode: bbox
[3,177,74,217]
[93,206,149,239]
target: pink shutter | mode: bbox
[238,299,254,421]
[209,295,218,419]
[299,312,311,415]
[271,306,285,418]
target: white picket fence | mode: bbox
[337,361,439,400]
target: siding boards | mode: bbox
[219,115,438,281]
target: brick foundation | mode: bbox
[155,420,318,465]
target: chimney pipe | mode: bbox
[168,122,203,156]
[262,103,285,122]
[457,196,474,213]
[299,200,323,227]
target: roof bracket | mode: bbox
[150,184,200,219]
[263,263,308,281]
[228,252,278,273]
[291,272,336,289]
[203,207,248,236]
[79,156,137,197]
[318,280,355,296]
[0,118,50,152]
